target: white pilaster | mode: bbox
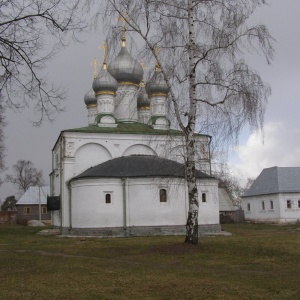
[115,85,138,122]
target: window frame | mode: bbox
[105,193,112,204]
[159,189,167,203]
[201,193,207,203]
[23,207,31,215]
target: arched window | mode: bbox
[105,194,111,204]
[160,189,167,202]
[202,193,206,203]
[247,203,251,211]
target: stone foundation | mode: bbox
[61,224,221,237]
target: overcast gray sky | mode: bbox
[1,0,300,200]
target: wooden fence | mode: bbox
[0,211,17,224]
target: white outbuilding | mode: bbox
[241,166,300,223]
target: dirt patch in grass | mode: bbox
[151,242,202,255]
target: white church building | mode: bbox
[49,34,220,237]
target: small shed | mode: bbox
[16,186,51,224]
[218,187,238,223]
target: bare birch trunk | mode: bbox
[184,0,199,245]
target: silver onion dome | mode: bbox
[92,67,118,94]
[137,84,150,108]
[145,70,169,96]
[108,47,143,84]
[84,89,97,107]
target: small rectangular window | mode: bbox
[160,189,167,202]
[270,200,274,210]
[23,207,31,214]
[247,203,251,211]
[202,193,206,203]
[286,200,292,209]
[298,200,300,208]
[105,194,111,204]
[262,201,265,210]
[41,207,47,214]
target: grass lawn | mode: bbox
[0,223,299,299]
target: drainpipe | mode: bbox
[122,178,127,236]
[208,136,212,176]
[67,181,72,233]
[49,151,54,225]
[38,186,41,222]
[59,135,63,228]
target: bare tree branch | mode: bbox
[0,0,89,125]
[5,159,45,193]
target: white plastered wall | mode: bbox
[51,131,212,228]
[69,177,219,229]
[198,179,220,225]
[242,193,300,223]
[71,179,123,228]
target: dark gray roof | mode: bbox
[71,155,212,181]
[242,166,300,197]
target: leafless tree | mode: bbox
[0,0,89,125]
[93,0,274,244]
[5,160,45,193]
[0,0,90,180]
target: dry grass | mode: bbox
[0,223,299,299]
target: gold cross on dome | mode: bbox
[153,46,160,56]
[140,63,147,87]
[116,12,126,47]
[90,58,100,79]
[140,62,147,71]
[98,41,108,68]
[153,46,160,72]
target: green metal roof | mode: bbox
[63,122,184,136]
[62,122,211,137]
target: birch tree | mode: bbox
[99,0,274,244]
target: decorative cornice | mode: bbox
[95,91,116,96]
[86,104,97,108]
[118,81,140,87]
[148,92,168,98]
[138,106,150,110]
